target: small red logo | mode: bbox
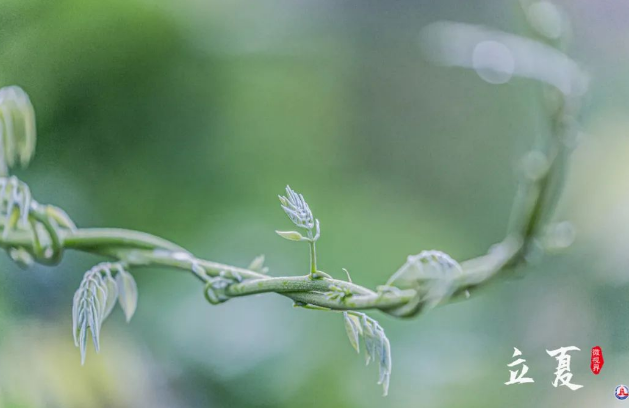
[591,346,604,375]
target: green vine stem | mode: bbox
[0,114,569,316]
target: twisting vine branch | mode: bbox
[0,5,584,396]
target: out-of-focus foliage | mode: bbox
[0,0,627,407]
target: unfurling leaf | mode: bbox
[275,230,304,241]
[278,185,316,230]
[116,267,138,322]
[343,312,362,353]
[72,263,120,364]
[341,311,392,396]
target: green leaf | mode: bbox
[343,312,362,353]
[116,268,138,322]
[275,230,304,241]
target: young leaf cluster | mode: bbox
[72,262,138,364]
[276,185,320,242]
[343,312,392,396]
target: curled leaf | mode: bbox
[275,230,304,241]
[115,266,138,322]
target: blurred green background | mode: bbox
[0,0,627,406]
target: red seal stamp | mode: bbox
[591,346,604,375]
